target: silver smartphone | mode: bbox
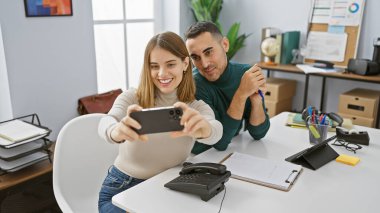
[130,107,184,134]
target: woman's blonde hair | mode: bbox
[136,32,195,108]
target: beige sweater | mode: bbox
[98,88,223,179]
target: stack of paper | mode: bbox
[0,120,49,143]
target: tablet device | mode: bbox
[285,135,338,170]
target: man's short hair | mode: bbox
[184,21,223,40]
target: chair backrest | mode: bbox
[53,114,118,213]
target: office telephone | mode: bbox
[164,162,231,201]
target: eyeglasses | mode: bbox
[332,139,362,154]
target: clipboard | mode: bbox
[285,135,339,170]
[221,152,303,192]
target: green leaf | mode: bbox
[209,0,223,22]
[227,33,251,60]
[227,23,240,50]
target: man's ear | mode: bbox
[221,37,230,52]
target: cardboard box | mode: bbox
[265,98,293,118]
[338,88,379,118]
[265,78,297,101]
[339,112,375,128]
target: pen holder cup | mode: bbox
[308,122,329,144]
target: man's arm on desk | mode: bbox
[246,97,270,140]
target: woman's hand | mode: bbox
[110,104,148,143]
[170,102,212,139]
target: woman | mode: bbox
[98,31,223,213]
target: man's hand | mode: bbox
[237,64,266,99]
[228,64,266,120]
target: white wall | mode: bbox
[179,0,195,37]
[0,23,13,121]
[160,0,194,37]
[181,0,380,127]
[160,0,180,33]
[0,0,97,138]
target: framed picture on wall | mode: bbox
[24,0,73,17]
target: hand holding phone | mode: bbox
[110,104,148,142]
[170,102,212,139]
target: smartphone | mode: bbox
[130,107,184,134]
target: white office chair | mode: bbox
[53,114,118,213]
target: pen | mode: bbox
[321,114,327,125]
[258,90,264,100]
[319,114,324,123]
[307,106,312,116]
[311,111,316,124]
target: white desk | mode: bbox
[113,112,380,213]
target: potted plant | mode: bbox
[189,0,250,60]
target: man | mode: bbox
[185,21,270,154]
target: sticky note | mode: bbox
[336,154,360,166]
[328,25,345,34]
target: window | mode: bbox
[92,0,159,93]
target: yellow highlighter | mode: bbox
[308,125,320,139]
[336,154,360,166]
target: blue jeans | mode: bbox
[98,165,145,213]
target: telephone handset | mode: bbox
[179,163,227,175]
[164,162,231,201]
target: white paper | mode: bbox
[311,0,364,26]
[296,64,338,74]
[0,120,48,142]
[329,0,364,26]
[311,0,333,24]
[305,31,347,62]
[222,152,302,190]
[0,134,48,148]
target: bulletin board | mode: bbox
[304,0,365,68]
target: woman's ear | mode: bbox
[183,56,190,71]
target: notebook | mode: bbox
[286,113,353,131]
[221,152,302,191]
[0,120,49,143]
